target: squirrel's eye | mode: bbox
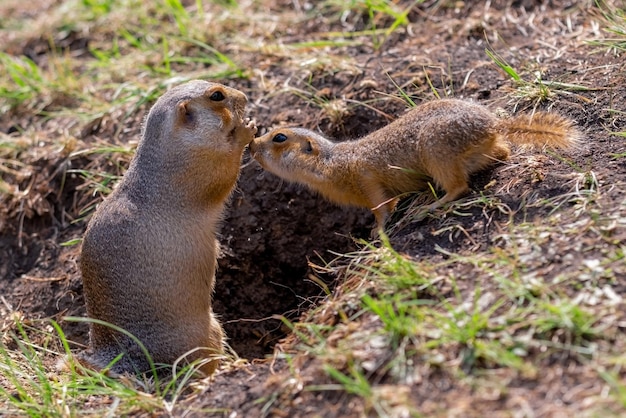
[272,133,288,143]
[209,91,225,101]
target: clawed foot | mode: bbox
[244,117,258,136]
[369,225,384,240]
[236,118,258,145]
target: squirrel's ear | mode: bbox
[177,100,193,124]
[303,139,318,155]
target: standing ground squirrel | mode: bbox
[250,99,580,230]
[78,80,256,375]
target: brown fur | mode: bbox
[250,99,581,230]
[78,80,256,376]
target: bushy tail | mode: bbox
[497,112,581,150]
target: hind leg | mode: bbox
[427,162,470,211]
[463,137,510,175]
[197,311,225,375]
[362,176,399,235]
[371,198,399,237]
[489,140,510,162]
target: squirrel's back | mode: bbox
[358,99,498,157]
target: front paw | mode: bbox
[235,118,257,145]
[244,118,258,136]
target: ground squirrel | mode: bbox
[249,99,580,230]
[78,80,256,375]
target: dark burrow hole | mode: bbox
[211,165,374,359]
[214,263,329,360]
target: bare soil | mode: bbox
[1,0,625,416]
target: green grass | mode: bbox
[0,53,46,112]
[485,48,592,107]
[278,197,625,411]
[0,0,247,119]
[0,317,228,417]
[0,0,251,224]
[318,0,421,49]
[589,0,626,53]
[1,319,156,417]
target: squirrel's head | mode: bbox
[141,80,251,157]
[249,127,333,181]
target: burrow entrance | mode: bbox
[212,163,373,359]
[0,159,373,361]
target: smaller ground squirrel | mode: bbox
[249,99,580,230]
[78,80,256,376]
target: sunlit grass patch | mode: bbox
[317,0,420,49]
[0,0,249,121]
[589,0,626,54]
[275,186,626,411]
[0,53,46,112]
[485,49,593,108]
[0,313,232,417]
[0,318,160,417]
